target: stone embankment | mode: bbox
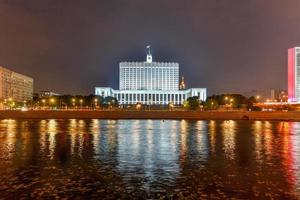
[0,110,300,121]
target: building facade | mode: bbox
[0,66,34,102]
[288,47,300,102]
[36,91,61,98]
[95,47,206,105]
[119,61,179,90]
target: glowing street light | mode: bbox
[94,98,98,108]
[49,98,55,109]
[71,98,76,107]
[136,103,142,110]
[79,99,83,108]
[210,101,215,110]
[50,98,55,104]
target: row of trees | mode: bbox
[21,93,259,111]
[30,95,119,108]
[183,94,260,110]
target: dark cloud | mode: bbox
[0,0,300,95]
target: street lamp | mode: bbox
[71,98,76,108]
[50,98,55,104]
[94,98,98,108]
[50,98,55,109]
[79,99,83,109]
[136,103,142,110]
[11,101,15,109]
[229,98,234,109]
[7,98,13,110]
[256,95,260,103]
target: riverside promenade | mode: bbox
[0,110,300,121]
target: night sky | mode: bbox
[1,0,300,96]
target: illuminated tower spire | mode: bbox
[179,76,186,90]
[146,45,152,63]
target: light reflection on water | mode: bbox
[0,119,300,199]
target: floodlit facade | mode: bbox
[288,47,300,102]
[119,62,179,90]
[95,47,206,105]
[0,66,34,102]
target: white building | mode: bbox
[288,47,300,102]
[95,46,206,105]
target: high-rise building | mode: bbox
[288,47,300,102]
[120,46,179,91]
[95,46,206,105]
[0,66,34,102]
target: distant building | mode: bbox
[179,76,186,90]
[288,47,300,102]
[270,89,287,102]
[37,91,60,98]
[0,66,33,102]
[95,46,206,105]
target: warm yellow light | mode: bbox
[79,99,83,103]
[8,97,12,101]
[136,103,141,110]
[50,98,55,103]
[225,96,228,100]
[42,99,46,103]
[256,95,260,99]
[230,98,234,102]
[72,98,76,102]
[94,98,98,102]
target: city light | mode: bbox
[50,98,55,104]
[136,103,142,110]
[79,99,83,108]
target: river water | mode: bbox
[0,119,300,199]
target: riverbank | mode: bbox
[0,110,300,120]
